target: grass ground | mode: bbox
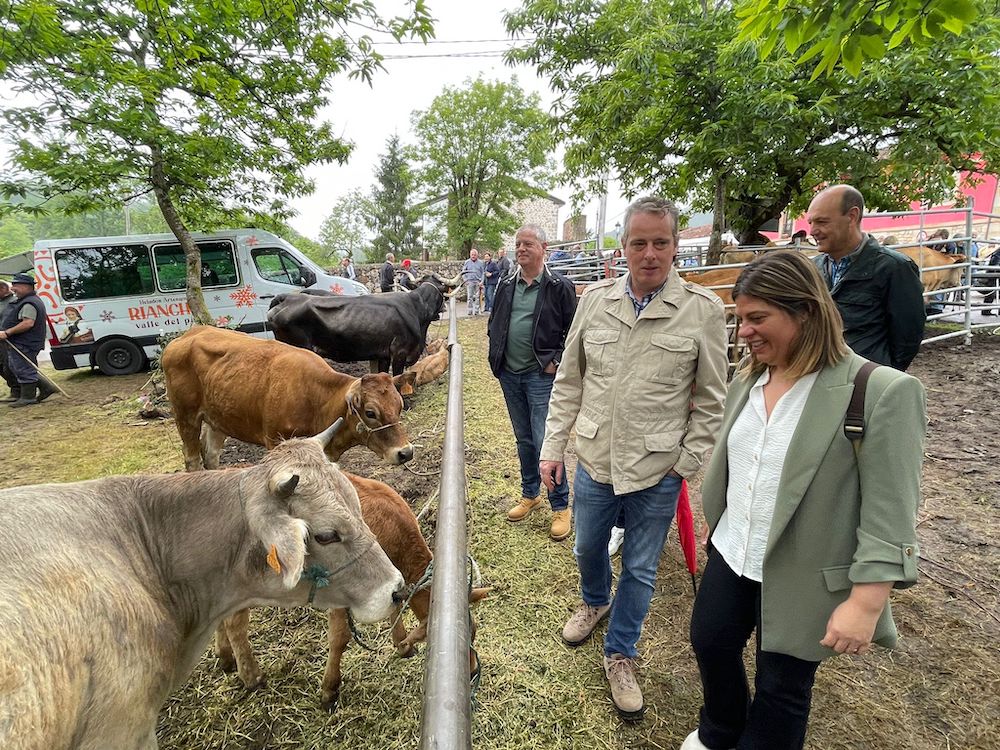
[3,317,998,749]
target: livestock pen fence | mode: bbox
[556,206,1000,357]
[420,294,474,750]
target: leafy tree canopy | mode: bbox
[0,0,431,319]
[319,188,372,262]
[409,77,554,258]
[737,0,981,78]
[506,0,1000,244]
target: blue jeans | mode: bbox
[484,284,497,312]
[573,465,681,658]
[498,367,568,510]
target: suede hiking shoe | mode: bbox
[603,653,643,721]
[562,602,610,646]
[550,509,572,541]
[507,496,543,522]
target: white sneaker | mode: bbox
[608,526,625,556]
[679,729,734,750]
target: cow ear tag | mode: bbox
[267,544,282,575]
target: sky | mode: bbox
[290,0,630,242]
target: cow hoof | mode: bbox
[320,688,341,712]
[240,671,266,690]
[396,643,418,658]
[216,653,237,673]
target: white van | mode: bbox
[31,229,367,375]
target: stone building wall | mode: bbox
[499,194,565,254]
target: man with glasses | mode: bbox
[539,196,728,720]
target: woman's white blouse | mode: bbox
[712,369,819,582]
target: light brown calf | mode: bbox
[217,471,489,710]
[896,246,967,293]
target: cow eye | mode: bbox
[365,409,377,420]
[313,531,341,545]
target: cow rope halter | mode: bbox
[347,399,401,448]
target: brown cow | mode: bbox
[162,326,416,469]
[216,471,489,710]
[680,267,742,308]
[395,342,450,401]
[896,246,967,293]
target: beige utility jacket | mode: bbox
[540,271,729,495]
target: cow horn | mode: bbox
[315,417,345,448]
[444,272,462,288]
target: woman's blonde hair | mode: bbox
[732,250,849,379]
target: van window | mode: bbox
[153,240,239,291]
[55,244,155,301]
[252,247,309,286]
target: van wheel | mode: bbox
[95,338,146,376]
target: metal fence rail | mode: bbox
[419,295,472,750]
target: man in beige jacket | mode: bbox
[539,196,728,720]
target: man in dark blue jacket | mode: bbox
[808,185,925,371]
[488,224,577,541]
[0,273,55,407]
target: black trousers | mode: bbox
[690,548,820,750]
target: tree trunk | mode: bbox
[707,174,726,265]
[148,145,212,325]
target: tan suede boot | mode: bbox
[506,496,543,522]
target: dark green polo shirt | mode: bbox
[504,271,543,373]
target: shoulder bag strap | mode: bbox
[844,360,879,458]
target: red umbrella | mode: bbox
[675,479,699,595]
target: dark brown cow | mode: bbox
[162,326,416,469]
[216,471,489,710]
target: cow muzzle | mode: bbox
[389,443,415,465]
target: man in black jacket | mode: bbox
[808,185,925,371]
[380,253,396,293]
[488,224,577,541]
[0,273,56,407]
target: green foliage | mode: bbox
[737,0,980,78]
[319,189,373,262]
[0,214,32,256]
[0,0,432,319]
[410,77,554,258]
[368,134,421,258]
[505,0,1000,243]
[0,0,432,223]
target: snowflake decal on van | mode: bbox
[100,310,115,322]
[230,285,258,308]
[329,283,343,295]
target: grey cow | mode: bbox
[0,423,404,750]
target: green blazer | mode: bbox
[700,353,926,662]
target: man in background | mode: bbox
[0,280,17,401]
[0,273,57,407]
[462,248,485,316]
[380,253,396,293]
[808,184,925,370]
[488,224,577,542]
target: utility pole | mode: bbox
[124,201,132,235]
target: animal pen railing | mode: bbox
[564,206,1000,359]
[419,294,473,750]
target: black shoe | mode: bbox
[0,386,19,403]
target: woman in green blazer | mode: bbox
[681,251,925,750]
